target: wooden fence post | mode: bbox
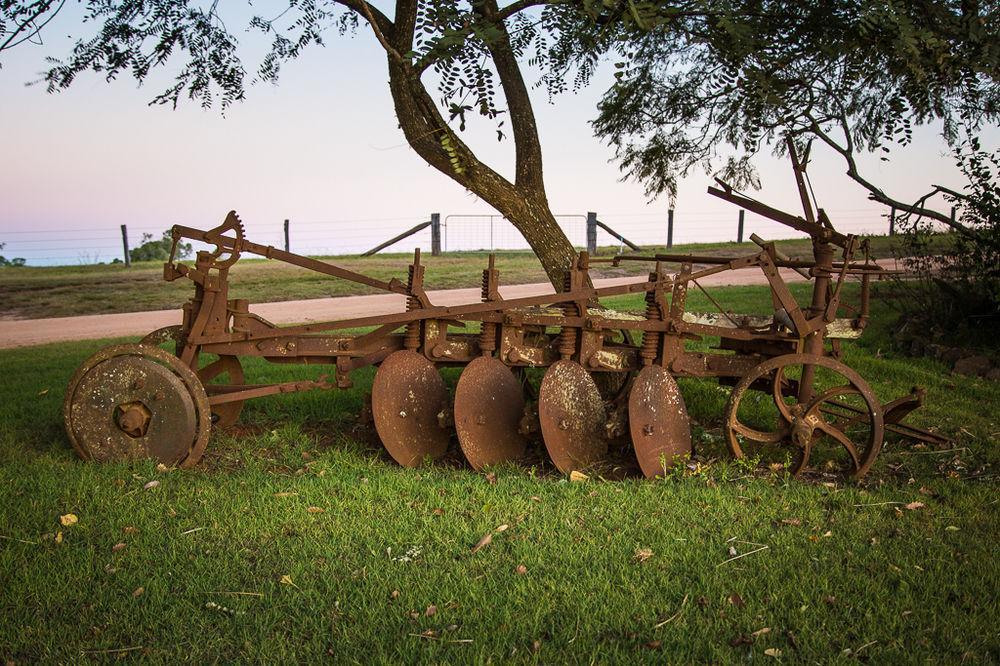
[431,213,441,256]
[121,224,131,267]
[889,207,896,236]
[667,208,674,248]
[586,212,597,255]
[737,209,745,244]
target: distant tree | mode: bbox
[129,231,192,263]
[0,241,26,267]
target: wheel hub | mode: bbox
[115,401,151,438]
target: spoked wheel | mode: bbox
[723,354,884,479]
[629,365,692,478]
[454,356,527,470]
[196,354,245,428]
[63,344,212,468]
[538,361,608,474]
[371,350,450,467]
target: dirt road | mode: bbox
[0,260,897,349]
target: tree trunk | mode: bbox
[386,60,578,290]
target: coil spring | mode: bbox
[640,273,660,364]
[557,271,577,359]
[479,269,497,354]
[404,264,421,350]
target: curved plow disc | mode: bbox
[538,360,608,474]
[454,356,526,470]
[372,350,450,467]
[629,365,692,478]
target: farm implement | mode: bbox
[63,151,944,479]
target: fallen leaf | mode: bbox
[728,593,745,608]
[123,526,138,535]
[768,462,784,472]
[133,587,144,597]
[569,470,589,482]
[945,525,960,532]
[471,532,493,554]
[645,640,662,649]
[279,574,295,587]
[532,639,542,652]
[780,518,801,526]
[905,501,925,511]
[752,627,770,637]
[425,605,437,617]
[515,564,527,575]
[432,508,445,516]
[918,486,936,497]
[59,513,78,527]
[824,595,837,605]
[274,492,298,498]
[306,506,324,514]
[143,480,160,490]
[390,589,400,600]
[728,545,738,557]
[494,524,509,533]
[156,463,169,472]
[822,530,833,537]
[112,542,126,552]
[529,496,541,503]
[764,648,782,658]
[37,388,49,396]
[54,531,63,544]
[634,548,653,563]
[485,472,497,485]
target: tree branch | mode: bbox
[805,113,1000,251]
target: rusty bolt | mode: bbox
[643,424,654,436]
[286,341,297,351]
[507,349,521,363]
[588,356,602,368]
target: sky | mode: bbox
[0,3,990,265]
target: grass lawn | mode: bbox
[0,235,913,320]
[0,283,997,662]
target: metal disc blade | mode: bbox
[629,365,692,478]
[372,350,450,467]
[538,360,608,474]
[67,355,198,465]
[454,356,526,470]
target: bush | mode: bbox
[129,231,192,263]
[896,132,1000,348]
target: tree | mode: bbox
[539,1,998,239]
[0,241,26,267]
[129,230,193,263]
[1,0,600,289]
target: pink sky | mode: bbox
[0,7,990,264]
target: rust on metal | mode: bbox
[454,357,526,470]
[538,361,608,473]
[371,350,450,467]
[61,148,939,480]
[629,365,692,478]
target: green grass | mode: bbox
[0,235,913,319]
[1,284,998,662]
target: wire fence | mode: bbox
[1,207,940,267]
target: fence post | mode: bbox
[120,224,131,267]
[586,211,597,255]
[667,208,674,248]
[737,209,745,244]
[284,219,290,252]
[950,206,956,230]
[889,206,896,236]
[430,213,441,256]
